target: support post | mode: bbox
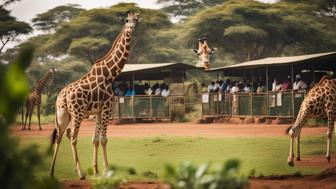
[291,63,295,120]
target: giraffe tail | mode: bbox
[50,128,57,147]
[49,106,59,151]
[285,126,292,134]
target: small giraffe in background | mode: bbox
[49,11,139,179]
[287,75,336,166]
[22,68,57,130]
[192,37,217,70]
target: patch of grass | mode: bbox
[152,137,164,143]
[307,149,325,155]
[18,136,336,180]
[15,114,54,125]
[142,170,158,178]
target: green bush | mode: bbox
[164,160,248,189]
[0,45,60,189]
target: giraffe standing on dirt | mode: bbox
[22,68,57,130]
[49,11,140,179]
[192,37,217,69]
[287,75,336,166]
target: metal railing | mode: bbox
[110,95,185,119]
[201,91,306,118]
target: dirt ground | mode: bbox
[12,121,336,189]
[11,120,328,138]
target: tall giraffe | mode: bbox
[49,11,140,179]
[192,37,217,70]
[22,68,57,130]
[287,75,336,166]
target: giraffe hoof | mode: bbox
[79,174,86,180]
[295,157,301,161]
[287,158,294,167]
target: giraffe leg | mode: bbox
[50,107,70,177]
[100,111,109,174]
[37,103,42,130]
[288,135,295,166]
[92,114,101,175]
[23,103,29,130]
[326,119,334,163]
[28,105,33,130]
[296,128,302,161]
[70,119,85,179]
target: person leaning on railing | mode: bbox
[161,85,170,97]
[293,74,308,92]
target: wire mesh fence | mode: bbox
[110,95,184,119]
[201,92,306,118]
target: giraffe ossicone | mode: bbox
[49,11,140,179]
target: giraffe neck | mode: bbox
[88,24,133,82]
[34,72,53,94]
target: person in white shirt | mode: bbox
[272,79,282,92]
[231,82,240,93]
[272,78,278,92]
[145,87,153,95]
[213,81,220,92]
[293,74,307,91]
[155,87,161,95]
[207,81,215,93]
[161,85,170,97]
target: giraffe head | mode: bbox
[192,38,217,70]
[124,10,140,35]
[49,67,57,74]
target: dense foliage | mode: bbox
[164,160,248,189]
[0,45,60,189]
[0,8,31,52]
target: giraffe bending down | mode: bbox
[49,11,139,179]
[287,75,336,166]
[22,68,57,130]
[192,37,217,70]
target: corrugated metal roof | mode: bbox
[208,52,336,71]
[121,62,196,73]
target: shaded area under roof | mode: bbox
[116,62,198,81]
[208,52,336,74]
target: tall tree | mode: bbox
[156,0,227,19]
[0,0,20,8]
[32,4,84,32]
[0,8,32,53]
[40,3,172,64]
[175,0,336,63]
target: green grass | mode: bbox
[18,135,336,180]
[15,114,54,125]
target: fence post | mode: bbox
[250,93,253,116]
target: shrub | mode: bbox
[164,160,248,189]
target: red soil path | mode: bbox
[11,121,336,189]
[11,120,328,138]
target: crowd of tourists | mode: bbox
[112,82,170,97]
[204,74,308,94]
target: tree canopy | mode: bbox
[36,3,173,64]
[156,0,227,20]
[32,4,84,32]
[0,8,31,53]
[174,0,336,63]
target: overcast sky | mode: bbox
[7,0,278,23]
